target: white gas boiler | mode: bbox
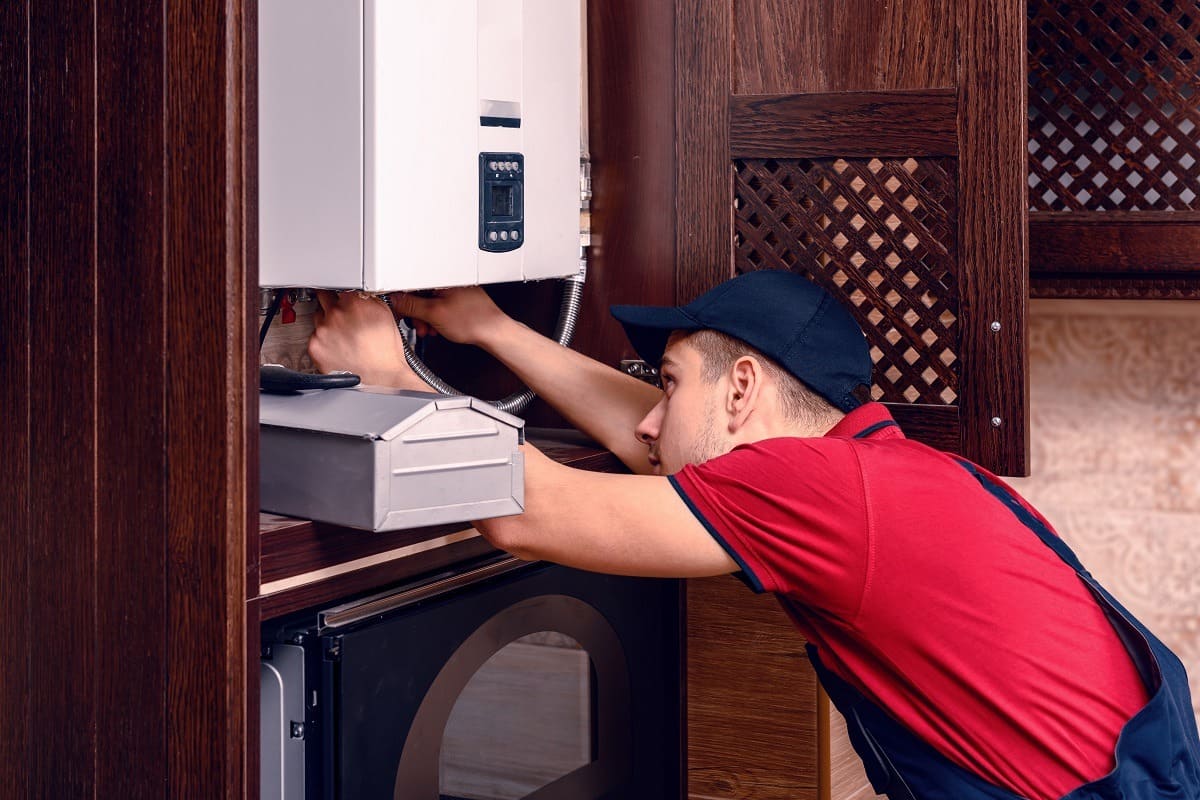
[258,0,583,291]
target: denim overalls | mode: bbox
[808,457,1200,800]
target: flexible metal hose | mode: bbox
[399,266,586,415]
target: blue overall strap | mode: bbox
[802,634,1019,800]
[804,455,1200,800]
[952,457,1200,800]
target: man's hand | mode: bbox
[474,444,739,579]
[388,286,509,348]
[308,291,429,390]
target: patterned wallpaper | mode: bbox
[1006,299,1200,719]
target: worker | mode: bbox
[308,270,1199,800]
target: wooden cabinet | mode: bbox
[2,1,1032,797]
[586,2,1028,798]
[1028,0,1200,299]
[1,2,255,797]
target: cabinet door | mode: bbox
[1028,0,1200,298]
[677,0,1028,476]
[671,2,1027,799]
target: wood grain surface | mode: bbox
[955,0,1029,476]
[687,576,820,800]
[676,0,734,304]
[164,2,252,796]
[27,1,96,795]
[5,1,256,796]
[0,1,30,796]
[1030,213,1200,293]
[95,1,168,796]
[732,0,957,94]
[582,0,678,367]
[731,90,958,158]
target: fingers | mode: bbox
[315,289,338,311]
[388,291,433,321]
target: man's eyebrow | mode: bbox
[658,355,679,369]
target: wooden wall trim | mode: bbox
[27,1,97,794]
[731,90,958,158]
[955,0,1029,476]
[1031,212,1200,275]
[96,0,168,795]
[582,0,678,369]
[675,0,732,303]
[1030,278,1200,300]
[164,1,252,796]
[0,1,30,796]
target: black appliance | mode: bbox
[261,555,682,800]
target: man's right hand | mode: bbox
[388,287,509,348]
[393,283,663,474]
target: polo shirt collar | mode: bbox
[824,402,902,439]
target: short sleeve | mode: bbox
[669,438,870,620]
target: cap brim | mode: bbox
[609,304,702,367]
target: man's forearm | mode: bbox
[478,316,661,473]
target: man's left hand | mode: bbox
[308,290,429,390]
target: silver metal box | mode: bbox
[260,386,525,531]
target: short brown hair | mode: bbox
[681,329,846,425]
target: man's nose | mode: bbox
[635,400,663,444]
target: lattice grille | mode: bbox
[1029,0,1200,211]
[733,157,960,405]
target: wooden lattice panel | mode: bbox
[733,157,960,405]
[1029,0,1200,211]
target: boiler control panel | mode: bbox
[479,152,524,253]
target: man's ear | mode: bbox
[725,355,763,431]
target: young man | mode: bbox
[307,270,1199,800]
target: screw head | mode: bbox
[989,321,1001,332]
[991,416,1003,427]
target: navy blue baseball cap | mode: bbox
[610,270,872,412]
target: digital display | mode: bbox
[490,185,514,218]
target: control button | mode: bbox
[511,230,520,240]
[499,231,509,241]
[504,161,513,171]
[488,231,499,242]
[489,161,498,170]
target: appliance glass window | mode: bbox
[440,632,593,799]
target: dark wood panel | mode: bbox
[583,0,678,367]
[95,2,168,796]
[887,403,961,453]
[687,575,820,800]
[676,0,733,303]
[0,1,30,796]
[730,90,958,158]
[732,0,957,94]
[260,516,477,583]
[27,1,96,795]
[246,0,262,602]
[955,0,1028,476]
[1031,277,1200,300]
[260,536,499,620]
[1030,213,1200,275]
[164,1,251,796]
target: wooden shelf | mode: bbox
[257,429,626,619]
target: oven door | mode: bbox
[315,558,681,800]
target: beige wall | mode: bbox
[1007,299,1200,718]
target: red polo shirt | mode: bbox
[670,403,1148,800]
